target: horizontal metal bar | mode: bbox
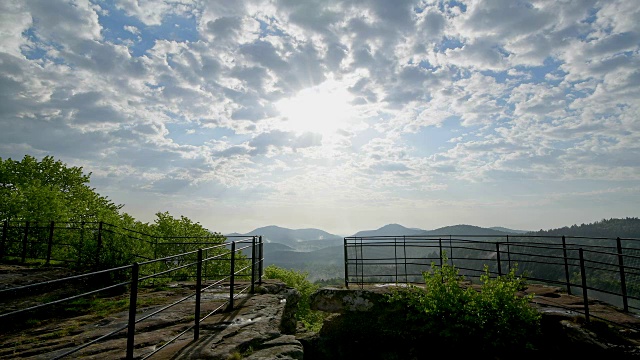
[0,264,133,295]
[0,279,131,319]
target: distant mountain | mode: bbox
[239,218,640,282]
[264,245,345,281]
[226,225,342,251]
[230,218,640,282]
[526,217,640,238]
[426,224,510,236]
[263,242,296,253]
[489,227,530,234]
[352,224,428,237]
[351,223,512,237]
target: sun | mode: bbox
[275,80,355,136]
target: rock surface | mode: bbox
[2,265,640,360]
[306,283,640,359]
[171,284,303,360]
[0,268,303,360]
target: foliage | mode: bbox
[264,265,325,331]
[147,211,240,282]
[0,155,240,278]
[385,254,541,353]
[0,155,122,223]
[529,217,640,239]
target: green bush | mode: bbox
[263,265,325,331]
[385,254,541,353]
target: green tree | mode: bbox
[0,155,121,223]
[0,155,239,276]
[149,212,237,281]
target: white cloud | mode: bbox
[124,25,140,35]
[116,0,194,26]
[0,0,638,233]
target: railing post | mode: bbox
[496,242,502,276]
[357,237,362,288]
[579,249,590,325]
[46,221,54,265]
[194,249,203,340]
[0,220,8,260]
[228,241,236,311]
[394,237,398,284]
[258,236,263,285]
[21,221,29,263]
[506,235,511,272]
[95,221,103,270]
[250,237,256,294]
[344,237,349,289]
[150,236,159,286]
[438,238,443,267]
[616,237,629,312]
[562,235,572,295]
[449,235,453,266]
[126,263,139,360]
[403,235,408,283]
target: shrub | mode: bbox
[385,254,541,353]
[263,265,325,331]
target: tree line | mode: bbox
[0,155,244,275]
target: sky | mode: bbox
[0,0,639,236]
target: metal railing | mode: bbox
[0,236,264,359]
[344,234,640,324]
[0,220,240,270]
[0,220,155,269]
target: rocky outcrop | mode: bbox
[304,284,640,360]
[0,279,303,360]
[171,282,303,360]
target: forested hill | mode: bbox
[526,218,640,239]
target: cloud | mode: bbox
[116,0,193,26]
[0,0,639,233]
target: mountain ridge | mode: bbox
[234,217,640,281]
[226,218,640,247]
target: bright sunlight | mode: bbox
[275,79,355,136]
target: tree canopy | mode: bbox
[0,154,233,270]
[0,155,121,223]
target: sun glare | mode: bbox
[275,80,355,136]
